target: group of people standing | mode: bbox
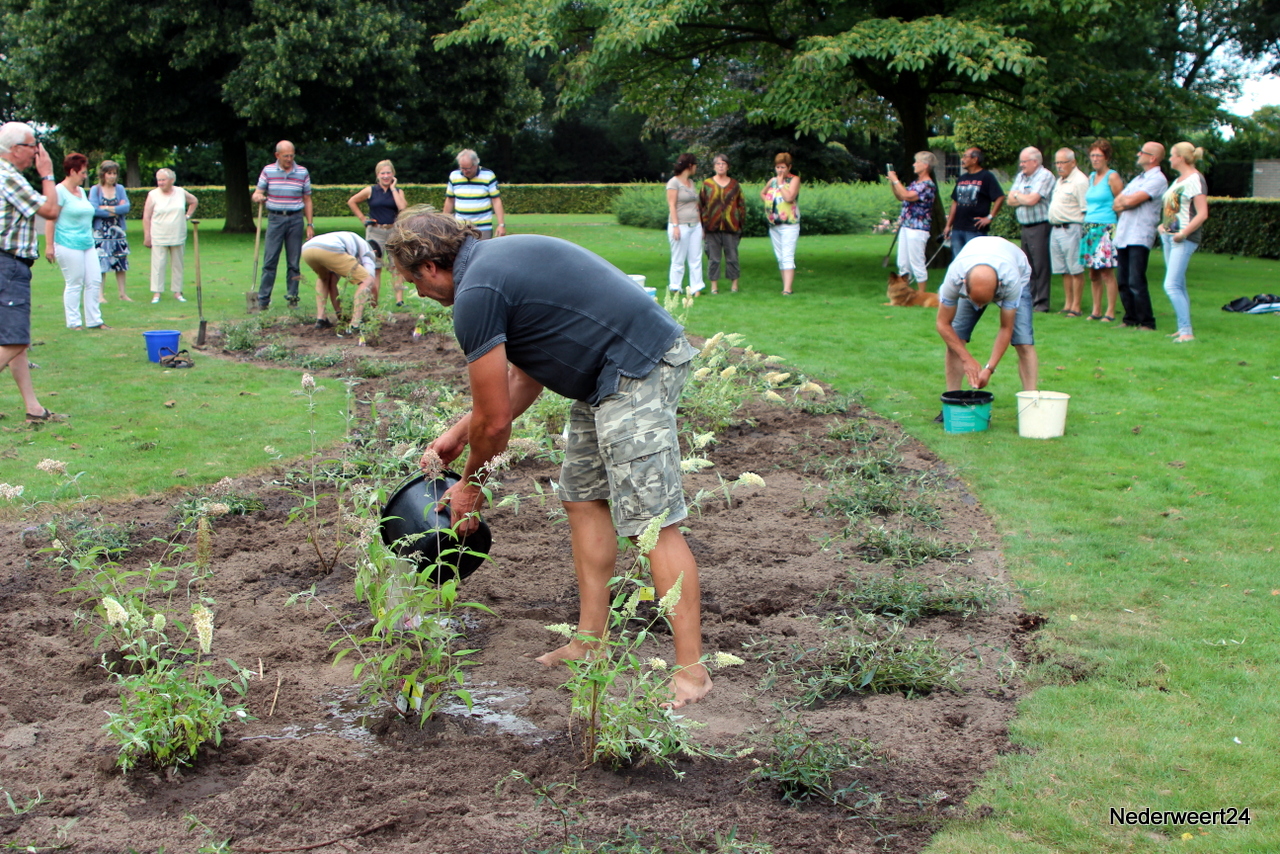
[665,152,803,296]
[891,141,1210,343]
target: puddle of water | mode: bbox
[243,681,552,747]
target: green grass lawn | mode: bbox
[6,213,1277,851]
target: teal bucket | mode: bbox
[940,390,993,434]
[143,330,181,363]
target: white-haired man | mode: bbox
[1006,146,1056,312]
[0,122,61,422]
[443,149,506,238]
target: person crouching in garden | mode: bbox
[302,231,378,332]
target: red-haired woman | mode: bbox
[44,152,105,329]
[761,152,801,294]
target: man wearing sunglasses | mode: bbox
[0,122,61,422]
[1112,143,1169,331]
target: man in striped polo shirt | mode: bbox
[252,140,314,309]
[442,149,506,238]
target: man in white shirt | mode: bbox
[935,236,1039,403]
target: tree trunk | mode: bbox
[125,152,142,188]
[222,132,253,233]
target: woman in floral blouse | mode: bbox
[887,151,938,290]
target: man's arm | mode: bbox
[944,201,957,237]
[251,170,267,205]
[936,303,982,387]
[429,346,544,530]
[492,196,506,237]
[1113,190,1151,213]
[304,195,314,238]
[982,309,1017,388]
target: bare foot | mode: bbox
[663,665,713,710]
[533,639,596,667]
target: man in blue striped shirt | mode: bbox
[443,150,506,238]
[252,141,314,309]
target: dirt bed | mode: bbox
[0,316,1032,853]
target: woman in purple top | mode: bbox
[888,151,938,289]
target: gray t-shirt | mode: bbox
[451,235,685,405]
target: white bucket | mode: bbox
[627,274,647,289]
[1016,391,1070,439]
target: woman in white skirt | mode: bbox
[761,152,801,294]
[887,152,938,290]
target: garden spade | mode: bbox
[191,219,207,345]
[248,202,264,313]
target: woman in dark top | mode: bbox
[347,159,407,306]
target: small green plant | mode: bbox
[2,787,42,816]
[352,357,411,378]
[285,373,355,573]
[254,341,294,362]
[175,485,265,526]
[100,597,253,771]
[42,514,133,565]
[291,350,344,370]
[291,495,494,721]
[827,571,1007,621]
[758,614,965,703]
[219,316,268,351]
[552,515,745,774]
[751,717,877,807]
[856,526,975,568]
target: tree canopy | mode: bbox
[1,0,538,229]
[440,0,1252,163]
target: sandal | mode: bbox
[26,408,60,423]
[1086,314,1103,321]
[1100,315,1115,322]
[1063,310,1082,317]
[158,349,195,368]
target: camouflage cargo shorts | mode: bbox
[558,336,697,537]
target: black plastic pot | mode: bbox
[380,471,492,583]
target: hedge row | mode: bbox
[980,197,1279,258]
[111,184,630,220]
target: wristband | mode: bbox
[984,363,995,373]
[41,175,54,183]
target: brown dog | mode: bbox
[886,272,940,307]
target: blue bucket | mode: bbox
[143,330,182,363]
[940,390,994,434]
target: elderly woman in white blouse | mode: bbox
[142,168,198,303]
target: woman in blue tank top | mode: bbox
[1079,138,1124,322]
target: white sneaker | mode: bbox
[151,295,160,304]
[175,294,187,302]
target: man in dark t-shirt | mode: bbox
[945,147,1005,256]
[385,209,712,709]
